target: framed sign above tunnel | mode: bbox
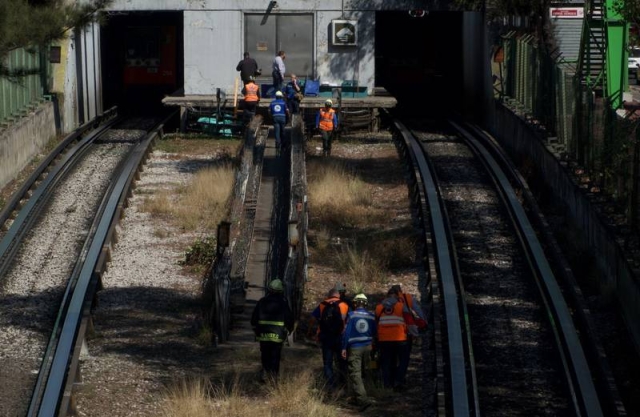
[331,20,357,46]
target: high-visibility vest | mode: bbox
[256,319,287,342]
[375,302,407,342]
[318,108,335,131]
[244,83,259,102]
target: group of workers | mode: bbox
[236,51,338,156]
[251,279,427,410]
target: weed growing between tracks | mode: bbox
[140,163,235,231]
[162,368,338,417]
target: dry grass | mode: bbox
[162,369,337,417]
[335,244,385,283]
[141,163,234,231]
[307,159,388,228]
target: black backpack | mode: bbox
[319,300,344,337]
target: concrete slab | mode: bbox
[244,135,279,304]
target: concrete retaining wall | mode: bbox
[0,102,56,190]
[489,102,640,353]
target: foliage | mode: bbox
[0,0,111,77]
[613,0,640,44]
[613,0,640,26]
[454,0,548,17]
[180,237,217,267]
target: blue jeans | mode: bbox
[378,340,410,388]
[321,339,347,387]
[273,115,286,149]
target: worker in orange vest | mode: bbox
[315,99,338,156]
[375,288,409,391]
[241,76,261,128]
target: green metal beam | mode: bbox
[605,0,629,108]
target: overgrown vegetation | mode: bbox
[307,157,416,288]
[0,0,111,77]
[613,0,640,41]
[162,371,338,417]
[307,159,389,228]
[180,237,217,267]
[141,163,235,231]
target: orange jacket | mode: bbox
[244,83,259,102]
[375,301,407,342]
[318,108,336,131]
[313,296,349,336]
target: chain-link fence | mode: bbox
[499,33,640,226]
[1,46,50,124]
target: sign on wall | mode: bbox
[331,20,357,46]
[549,7,584,18]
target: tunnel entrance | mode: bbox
[375,11,463,117]
[101,12,184,117]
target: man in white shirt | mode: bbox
[272,50,286,94]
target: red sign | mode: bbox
[549,7,584,18]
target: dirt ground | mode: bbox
[1,130,430,416]
[210,133,431,416]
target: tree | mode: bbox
[0,0,111,78]
[612,0,640,44]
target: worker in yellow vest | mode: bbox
[315,99,338,156]
[251,279,294,382]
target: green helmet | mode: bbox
[268,279,284,292]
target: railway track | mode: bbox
[390,116,625,417]
[0,113,172,416]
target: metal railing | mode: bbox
[499,32,640,226]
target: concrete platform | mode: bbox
[164,88,396,133]
[162,92,398,109]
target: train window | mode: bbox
[125,27,161,68]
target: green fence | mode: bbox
[499,34,640,226]
[0,46,49,124]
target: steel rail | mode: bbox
[0,115,121,281]
[34,120,167,417]
[417,133,480,417]
[450,120,604,417]
[0,107,117,230]
[464,123,627,417]
[26,137,141,416]
[391,118,472,417]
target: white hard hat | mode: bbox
[275,91,283,97]
[354,293,368,302]
[325,99,333,106]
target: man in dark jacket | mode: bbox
[236,52,260,85]
[310,287,349,388]
[251,278,294,381]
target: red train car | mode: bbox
[123,25,177,90]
